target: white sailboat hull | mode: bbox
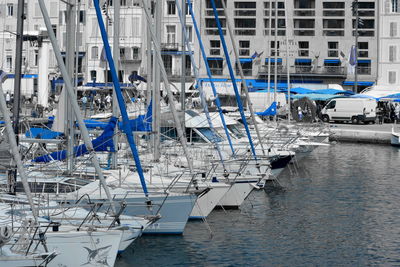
[218,182,254,208]
[189,184,231,219]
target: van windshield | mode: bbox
[326,100,336,109]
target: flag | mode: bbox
[348,45,357,75]
[251,51,258,59]
[257,51,264,58]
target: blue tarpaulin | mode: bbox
[280,87,313,94]
[25,128,63,139]
[381,93,400,99]
[256,102,277,116]
[32,117,117,163]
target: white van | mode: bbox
[320,98,377,124]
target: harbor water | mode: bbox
[118,143,400,266]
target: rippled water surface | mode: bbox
[117,143,400,266]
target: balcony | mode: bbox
[293,9,315,16]
[161,42,179,50]
[291,66,347,77]
[257,65,286,76]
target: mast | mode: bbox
[273,0,278,121]
[152,0,161,161]
[93,0,151,197]
[112,0,120,169]
[354,0,359,93]
[220,0,266,156]
[10,0,25,194]
[283,0,291,124]
[39,0,118,214]
[180,0,186,130]
[65,0,76,174]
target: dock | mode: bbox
[328,123,394,144]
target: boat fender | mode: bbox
[278,125,289,135]
[0,225,12,246]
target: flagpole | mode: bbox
[354,0,359,93]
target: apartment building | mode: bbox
[377,0,400,88]
[197,0,378,92]
[0,1,62,95]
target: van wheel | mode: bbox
[322,115,330,122]
[352,116,359,124]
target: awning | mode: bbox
[7,74,38,78]
[295,58,312,64]
[342,81,374,86]
[207,57,223,61]
[324,59,340,64]
[358,59,371,64]
[265,58,283,63]
[239,58,253,63]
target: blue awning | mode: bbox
[342,81,374,86]
[7,74,38,79]
[295,58,312,64]
[324,59,340,64]
[265,58,283,63]
[207,57,223,61]
[239,58,253,63]
[358,59,371,64]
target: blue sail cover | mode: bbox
[32,117,117,163]
[25,128,63,139]
[119,101,152,132]
[256,102,277,116]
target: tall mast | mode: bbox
[111,0,120,169]
[10,0,25,194]
[65,0,76,174]
[180,0,186,130]
[284,0,291,124]
[267,0,272,110]
[273,0,278,121]
[152,0,161,161]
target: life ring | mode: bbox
[278,125,289,135]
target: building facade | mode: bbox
[377,0,400,88]
[196,0,378,92]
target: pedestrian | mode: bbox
[81,94,87,110]
[298,106,303,121]
[105,94,112,109]
[5,92,10,107]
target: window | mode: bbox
[91,46,99,59]
[166,25,176,44]
[210,40,220,55]
[328,42,339,57]
[358,42,369,58]
[186,25,193,43]
[91,18,99,37]
[7,4,13,16]
[326,100,336,109]
[207,58,223,75]
[298,41,309,57]
[239,40,250,56]
[392,0,399,12]
[6,56,12,70]
[121,0,127,6]
[389,71,397,84]
[390,22,397,37]
[90,70,97,81]
[389,45,397,62]
[132,47,140,60]
[167,1,176,15]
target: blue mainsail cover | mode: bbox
[25,128,63,139]
[256,102,277,116]
[32,117,117,163]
